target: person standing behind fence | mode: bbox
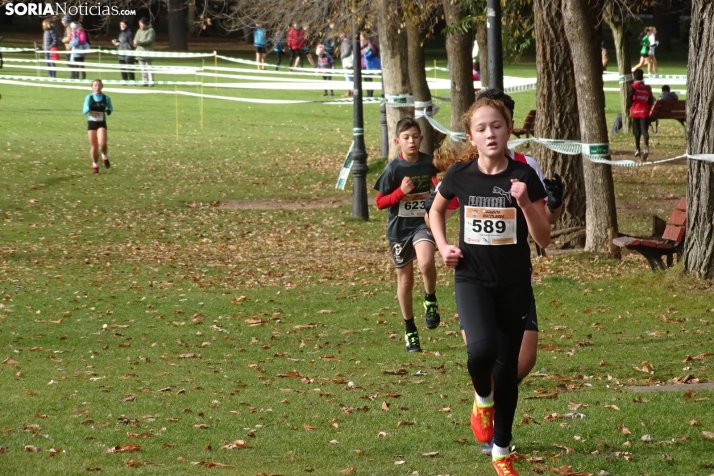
[323,22,336,57]
[133,17,155,87]
[112,20,135,81]
[61,15,72,70]
[272,28,285,70]
[253,22,267,70]
[627,68,654,161]
[316,43,334,96]
[339,31,353,97]
[287,23,305,70]
[69,22,89,80]
[42,19,60,78]
[360,33,380,98]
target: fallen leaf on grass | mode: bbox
[377,432,387,438]
[24,445,41,452]
[125,459,142,467]
[194,424,210,429]
[381,401,389,411]
[86,468,101,472]
[221,440,252,449]
[604,405,620,411]
[303,423,317,431]
[422,451,439,457]
[127,432,152,439]
[553,444,575,455]
[339,467,356,474]
[382,369,407,376]
[397,421,414,427]
[703,431,714,440]
[106,443,141,453]
[191,461,234,468]
[317,310,334,314]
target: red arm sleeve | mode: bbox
[376,188,405,210]
[447,197,460,211]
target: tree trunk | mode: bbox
[443,0,475,133]
[188,1,198,36]
[168,0,188,51]
[604,4,633,134]
[683,0,714,278]
[562,0,619,257]
[378,0,414,159]
[474,17,489,88]
[653,2,675,53]
[406,20,434,154]
[533,0,584,245]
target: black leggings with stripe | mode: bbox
[456,280,532,448]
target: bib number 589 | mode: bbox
[472,219,506,234]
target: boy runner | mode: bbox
[373,118,442,352]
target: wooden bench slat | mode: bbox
[662,225,685,243]
[676,197,686,211]
[668,209,687,226]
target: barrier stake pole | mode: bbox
[433,59,437,96]
[200,84,204,129]
[34,42,40,79]
[175,86,179,140]
[214,52,217,90]
[98,49,102,79]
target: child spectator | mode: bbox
[272,28,285,70]
[373,118,442,353]
[627,68,654,161]
[316,44,335,96]
[253,22,267,70]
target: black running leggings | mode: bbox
[633,117,650,149]
[456,280,532,449]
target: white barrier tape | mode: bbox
[604,87,687,95]
[215,55,382,77]
[0,78,385,105]
[0,47,38,52]
[424,114,466,141]
[424,66,450,72]
[3,57,198,72]
[98,49,216,58]
[385,93,414,107]
[335,142,354,190]
[0,74,201,86]
[618,73,633,83]
[2,64,198,75]
[204,64,364,78]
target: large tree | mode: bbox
[168,0,189,50]
[562,0,619,256]
[533,0,585,246]
[603,1,633,134]
[378,0,414,159]
[683,0,714,278]
[442,0,475,133]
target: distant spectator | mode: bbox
[133,17,155,86]
[659,84,678,101]
[323,22,337,57]
[253,22,267,70]
[112,20,135,81]
[316,43,335,96]
[360,33,380,98]
[287,23,305,69]
[42,18,61,78]
[272,28,285,70]
[472,60,481,81]
[601,41,609,70]
[301,25,316,67]
[339,31,353,97]
[61,15,72,66]
[68,22,89,80]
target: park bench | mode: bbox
[511,110,536,139]
[649,100,686,133]
[612,197,686,270]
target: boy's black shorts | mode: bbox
[255,46,266,54]
[389,225,435,268]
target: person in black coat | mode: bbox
[112,20,135,81]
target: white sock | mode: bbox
[492,444,510,460]
[476,391,494,407]
[93,162,98,167]
[102,154,108,160]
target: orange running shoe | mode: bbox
[492,456,519,476]
[470,393,495,443]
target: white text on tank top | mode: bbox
[463,191,517,245]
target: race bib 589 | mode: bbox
[463,206,517,245]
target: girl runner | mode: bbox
[82,79,113,174]
[428,97,550,476]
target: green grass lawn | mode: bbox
[1,33,712,476]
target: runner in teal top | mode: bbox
[82,79,113,174]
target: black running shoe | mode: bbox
[103,158,111,169]
[424,299,441,329]
[405,330,422,353]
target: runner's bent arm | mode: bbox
[510,179,550,248]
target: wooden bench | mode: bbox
[612,197,686,270]
[511,110,536,139]
[649,100,686,133]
